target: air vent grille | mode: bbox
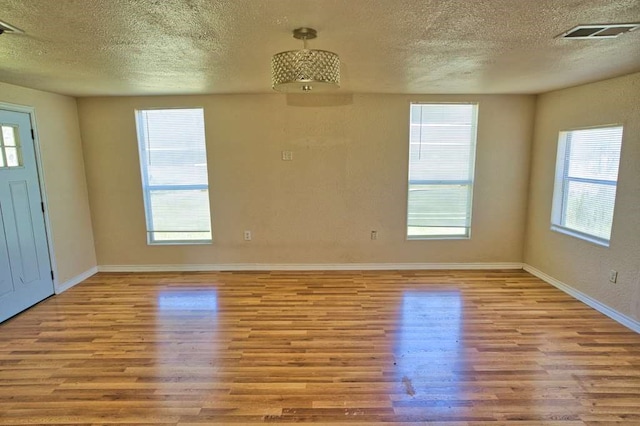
[559,24,640,39]
[0,19,24,35]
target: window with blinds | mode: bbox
[135,108,212,244]
[551,125,623,246]
[407,103,478,239]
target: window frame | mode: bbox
[406,102,479,240]
[550,124,623,247]
[0,124,23,168]
[135,107,213,245]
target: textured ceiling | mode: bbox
[0,0,639,97]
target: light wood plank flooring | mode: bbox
[0,270,639,425]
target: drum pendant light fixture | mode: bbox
[271,27,340,93]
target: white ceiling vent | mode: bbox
[559,24,640,39]
[0,19,24,35]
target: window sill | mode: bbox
[550,225,609,247]
[407,235,470,241]
[147,240,213,246]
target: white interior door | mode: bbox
[0,109,54,323]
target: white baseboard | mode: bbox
[54,266,98,294]
[98,262,523,273]
[524,264,640,333]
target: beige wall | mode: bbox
[0,82,97,285]
[525,72,640,321]
[78,94,535,266]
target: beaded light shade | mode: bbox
[271,28,340,93]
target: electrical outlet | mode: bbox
[609,269,618,283]
[244,230,252,241]
[281,151,293,161]
[371,230,378,240]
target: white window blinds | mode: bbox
[407,103,478,239]
[135,108,212,244]
[551,125,623,246]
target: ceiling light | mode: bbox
[271,27,340,93]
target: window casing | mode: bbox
[135,108,212,244]
[551,125,623,246]
[407,103,478,239]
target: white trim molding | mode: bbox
[98,262,523,273]
[524,264,640,334]
[55,266,98,294]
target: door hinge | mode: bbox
[41,202,45,213]
[50,271,54,280]
[31,129,35,140]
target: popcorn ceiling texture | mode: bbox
[0,0,638,96]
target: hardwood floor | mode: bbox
[0,270,638,425]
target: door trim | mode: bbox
[0,102,58,291]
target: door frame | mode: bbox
[0,101,57,291]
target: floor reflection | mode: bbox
[153,288,221,400]
[395,291,464,403]
[158,289,218,311]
